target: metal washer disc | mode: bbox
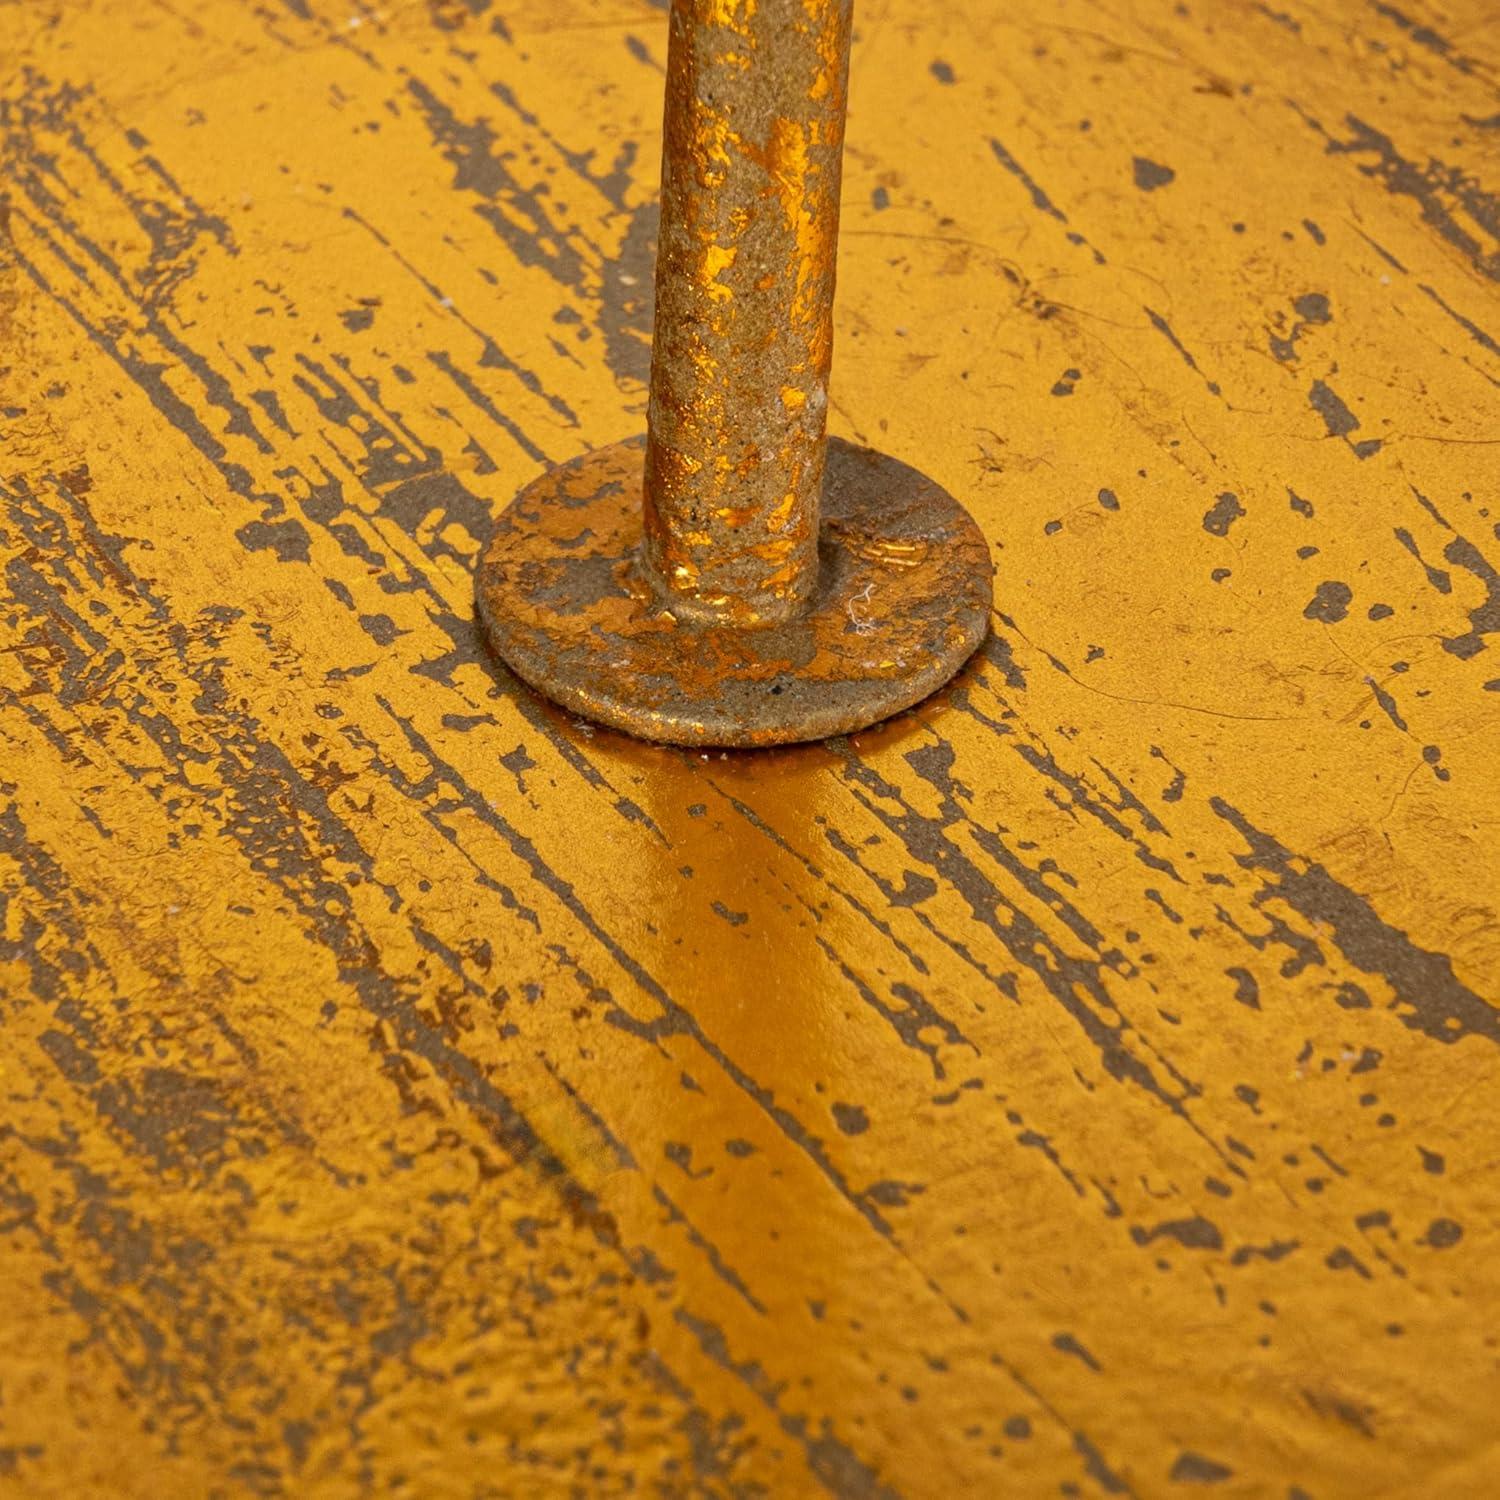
[477,434,993,748]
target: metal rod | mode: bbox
[476,0,991,746]
[642,0,853,628]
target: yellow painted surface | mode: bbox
[2,1,1498,1495]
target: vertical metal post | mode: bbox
[642,0,853,627]
[477,0,992,747]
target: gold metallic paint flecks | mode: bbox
[642,0,853,627]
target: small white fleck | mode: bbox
[846,581,877,634]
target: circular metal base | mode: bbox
[476,435,993,748]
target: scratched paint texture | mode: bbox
[1,0,1498,1495]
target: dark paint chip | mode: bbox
[1426,1217,1463,1248]
[1202,491,1244,536]
[1303,580,1353,622]
[1132,156,1176,191]
[1169,1451,1234,1484]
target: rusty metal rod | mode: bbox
[641,0,853,628]
[476,0,992,747]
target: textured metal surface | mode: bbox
[478,0,991,741]
[4,0,1500,1495]
[478,435,992,745]
[641,0,851,626]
